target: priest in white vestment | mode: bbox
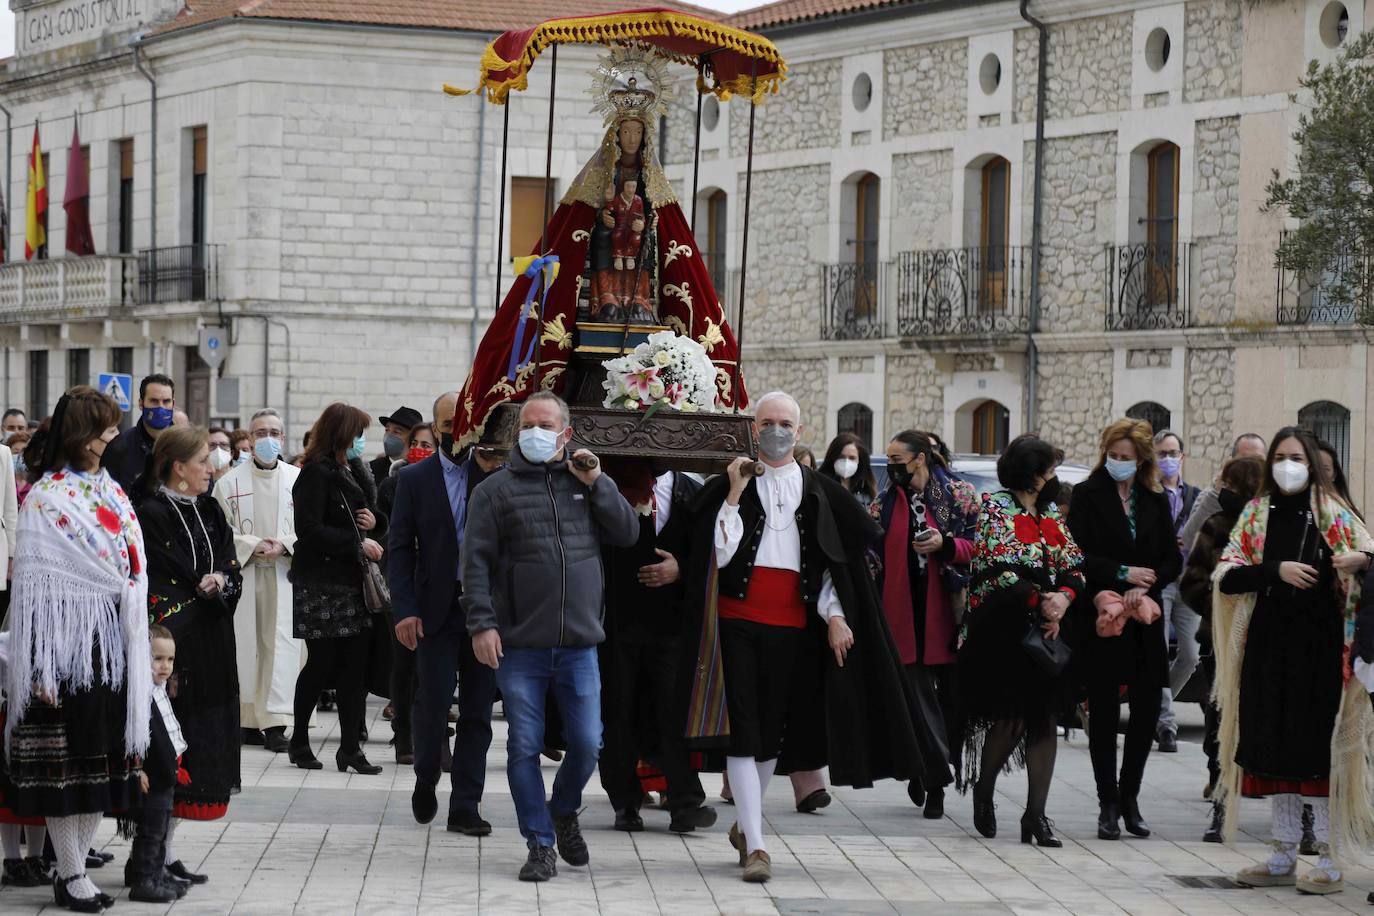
[213,408,302,751]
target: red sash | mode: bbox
[718,567,806,629]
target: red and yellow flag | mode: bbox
[25,125,46,260]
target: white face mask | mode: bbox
[209,446,231,471]
[834,457,858,480]
[1272,459,1310,495]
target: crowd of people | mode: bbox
[0,375,1372,909]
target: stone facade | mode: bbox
[891,150,953,252]
[1014,14,1131,123]
[1185,348,1236,478]
[739,164,830,345]
[744,356,829,439]
[882,39,967,140]
[954,353,997,373]
[1184,0,1244,103]
[732,58,842,157]
[1035,350,1115,463]
[1191,117,1241,326]
[1126,348,1173,370]
[1026,133,1117,334]
[885,353,944,436]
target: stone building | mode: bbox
[665,0,1374,505]
[0,0,691,446]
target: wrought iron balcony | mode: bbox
[894,246,1030,337]
[137,244,221,305]
[1275,231,1368,325]
[820,261,887,340]
[1104,242,1191,331]
[0,255,137,322]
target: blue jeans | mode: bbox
[495,646,602,849]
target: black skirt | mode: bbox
[162,601,241,819]
[719,619,804,761]
[958,597,1060,724]
[6,679,141,818]
[293,580,370,640]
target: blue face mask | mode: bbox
[518,427,562,464]
[254,437,283,465]
[142,406,174,431]
[346,435,366,461]
[1105,457,1138,482]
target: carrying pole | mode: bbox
[731,60,758,415]
[492,103,510,317]
[533,43,558,391]
[689,59,705,233]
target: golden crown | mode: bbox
[590,44,675,125]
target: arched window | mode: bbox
[1125,401,1172,436]
[837,402,874,450]
[1299,400,1352,471]
[971,400,1010,454]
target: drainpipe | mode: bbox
[467,96,486,366]
[131,43,157,252]
[0,100,11,265]
[1020,0,1048,433]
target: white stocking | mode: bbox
[727,756,766,854]
[1307,796,1331,845]
[755,758,777,801]
[165,816,179,865]
[46,815,99,899]
[1271,793,1302,846]
[25,824,47,858]
[1,823,20,859]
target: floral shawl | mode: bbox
[967,490,1084,623]
[1211,491,1374,862]
[4,468,150,758]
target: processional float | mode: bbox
[444,8,786,499]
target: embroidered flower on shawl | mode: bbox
[1013,515,1041,544]
[1040,517,1066,547]
[52,472,64,481]
[96,504,122,534]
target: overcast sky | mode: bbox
[0,1,765,57]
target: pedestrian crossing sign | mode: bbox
[99,372,133,412]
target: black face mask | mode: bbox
[1036,476,1061,510]
[438,432,458,461]
[888,463,913,489]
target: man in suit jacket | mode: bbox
[598,470,717,834]
[388,391,506,836]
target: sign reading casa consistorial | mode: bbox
[16,0,179,56]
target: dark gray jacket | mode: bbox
[460,447,639,648]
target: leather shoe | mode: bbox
[907,781,926,807]
[795,789,831,813]
[447,811,492,836]
[669,805,718,834]
[289,744,323,770]
[614,808,644,832]
[923,787,944,820]
[1203,802,1223,843]
[241,728,265,746]
[1157,731,1178,753]
[1098,803,1122,840]
[412,782,438,824]
[1121,798,1151,837]
[972,787,996,839]
[262,727,289,753]
[168,859,209,884]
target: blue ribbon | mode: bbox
[506,254,560,382]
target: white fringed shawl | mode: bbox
[4,468,150,759]
[1211,492,1374,866]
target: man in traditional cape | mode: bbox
[678,391,949,883]
[213,408,301,752]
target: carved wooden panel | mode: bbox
[570,406,757,475]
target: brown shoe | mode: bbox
[727,823,746,867]
[742,850,771,883]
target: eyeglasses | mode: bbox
[1156,449,1182,459]
[252,429,284,440]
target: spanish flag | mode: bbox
[25,124,46,260]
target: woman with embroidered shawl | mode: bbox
[1212,427,1374,896]
[957,434,1084,848]
[4,387,149,912]
[134,425,242,883]
[873,430,979,819]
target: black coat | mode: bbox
[1066,468,1181,689]
[101,423,155,495]
[678,467,951,789]
[291,456,387,588]
[603,471,702,640]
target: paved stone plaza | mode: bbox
[2,701,1370,915]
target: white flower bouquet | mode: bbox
[601,331,718,414]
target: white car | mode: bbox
[869,453,1091,497]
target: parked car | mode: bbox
[868,453,1091,497]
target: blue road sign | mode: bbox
[99,372,133,412]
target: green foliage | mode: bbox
[1264,30,1374,322]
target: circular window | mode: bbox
[851,72,872,112]
[701,95,720,131]
[1320,2,1350,48]
[978,53,1001,95]
[1145,28,1171,72]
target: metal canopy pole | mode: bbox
[492,102,510,317]
[689,59,705,233]
[731,58,758,415]
[533,42,558,391]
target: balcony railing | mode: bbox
[138,244,220,305]
[820,261,887,340]
[0,255,137,320]
[1275,231,1369,325]
[1105,242,1191,331]
[895,246,1030,336]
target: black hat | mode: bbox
[379,406,423,429]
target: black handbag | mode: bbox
[1020,514,1071,676]
[337,485,391,613]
